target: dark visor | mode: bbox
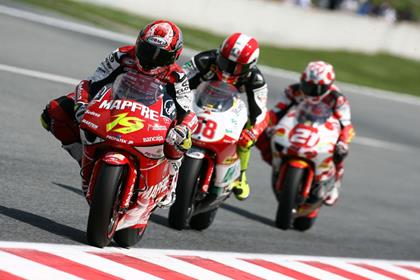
[300,80,329,97]
[216,54,251,76]
[136,41,177,69]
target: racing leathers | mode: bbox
[41,45,198,206]
[256,83,355,206]
[183,49,269,200]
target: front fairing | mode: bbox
[191,82,248,164]
[80,74,173,147]
[272,101,340,179]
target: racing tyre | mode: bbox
[293,217,316,231]
[189,208,218,231]
[168,157,203,230]
[87,164,124,248]
[275,166,305,230]
[114,226,147,247]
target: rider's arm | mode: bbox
[166,68,198,133]
[74,47,126,104]
[244,68,269,138]
[332,91,355,144]
[182,49,218,90]
[269,84,299,125]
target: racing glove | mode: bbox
[238,129,257,149]
[166,125,192,152]
[333,140,349,164]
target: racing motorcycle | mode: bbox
[168,81,248,230]
[271,99,340,231]
[79,71,176,248]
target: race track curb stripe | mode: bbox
[0,242,419,280]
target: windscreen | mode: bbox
[297,101,333,124]
[112,71,166,106]
[196,81,238,112]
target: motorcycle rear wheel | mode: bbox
[168,157,203,230]
[87,164,123,248]
[275,166,305,230]
[114,226,147,247]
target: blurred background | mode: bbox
[14,0,420,95]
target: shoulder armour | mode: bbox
[248,67,266,88]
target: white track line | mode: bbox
[1,3,419,105]
[0,63,78,85]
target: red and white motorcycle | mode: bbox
[168,81,248,230]
[79,72,176,247]
[271,99,340,231]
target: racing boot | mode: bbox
[324,162,344,206]
[157,157,182,208]
[231,170,250,201]
[231,145,252,200]
[324,180,340,206]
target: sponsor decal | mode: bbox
[255,86,268,105]
[106,135,125,143]
[175,80,190,95]
[222,156,237,164]
[106,113,144,134]
[84,110,101,117]
[148,124,167,131]
[81,119,98,129]
[99,100,159,121]
[144,176,169,199]
[223,166,236,182]
[164,99,176,118]
[106,135,133,144]
[230,47,240,59]
[93,86,109,102]
[142,136,164,143]
[232,101,246,116]
[146,36,168,47]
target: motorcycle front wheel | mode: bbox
[275,166,305,230]
[114,226,147,247]
[168,156,203,230]
[87,164,124,248]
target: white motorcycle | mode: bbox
[271,99,340,231]
[168,81,248,230]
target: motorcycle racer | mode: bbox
[40,20,198,207]
[182,33,269,201]
[256,61,355,206]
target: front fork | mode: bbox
[86,151,137,210]
[274,158,319,218]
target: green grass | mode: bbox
[15,0,420,96]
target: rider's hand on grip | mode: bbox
[333,140,348,164]
[74,102,88,123]
[166,125,192,152]
[238,129,257,149]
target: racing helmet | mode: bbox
[135,20,183,74]
[300,61,335,100]
[216,33,259,84]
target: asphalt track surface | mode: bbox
[0,1,419,261]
